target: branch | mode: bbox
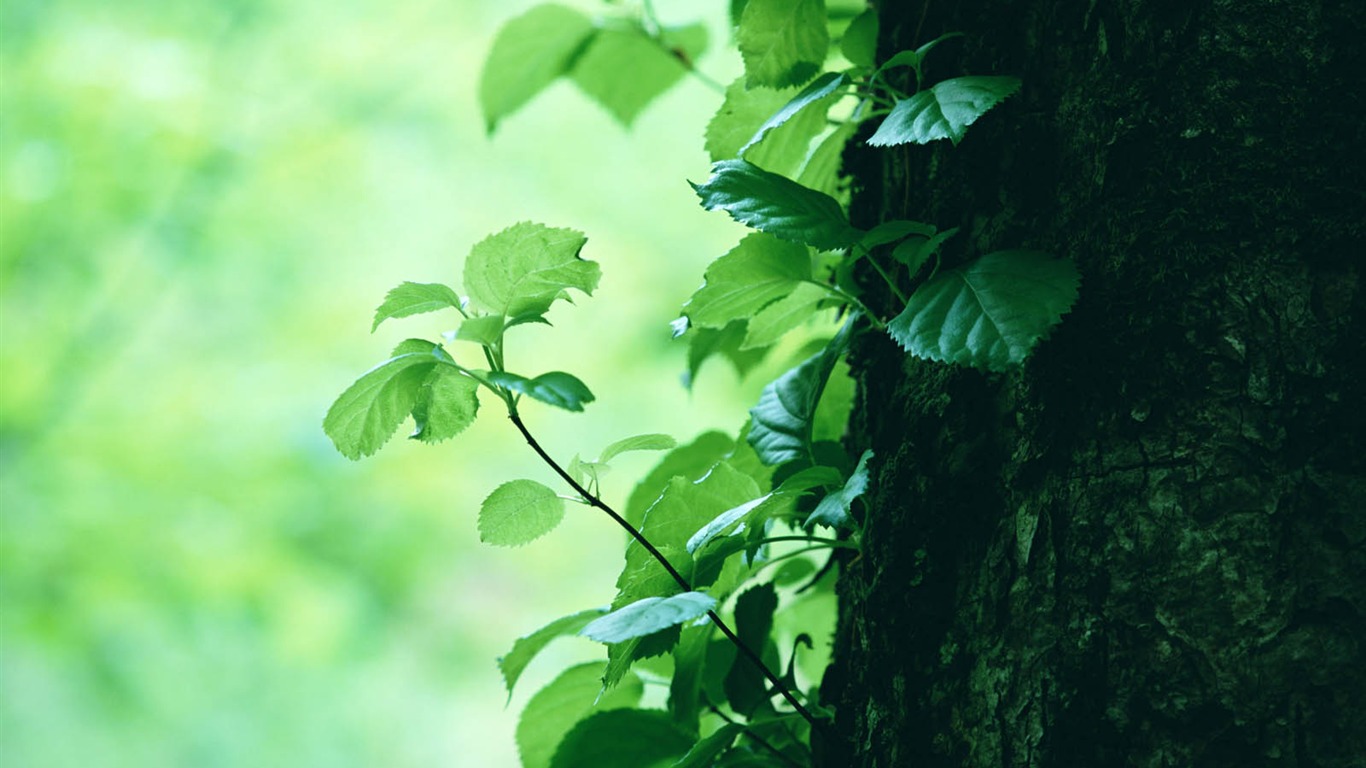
[507,410,822,730]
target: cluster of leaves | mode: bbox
[325,1,1083,766]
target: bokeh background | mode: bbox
[0,1,786,764]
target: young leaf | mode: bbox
[581,592,717,644]
[684,233,811,329]
[323,346,445,460]
[462,222,598,318]
[859,220,936,249]
[692,160,861,250]
[839,9,878,68]
[868,76,1022,146]
[489,371,596,412]
[453,314,504,346]
[737,0,829,88]
[409,367,480,444]
[887,251,1080,371]
[873,33,965,82]
[599,433,678,464]
[685,321,770,388]
[570,21,707,126]
[706,79,834,178]
[748,318,855,466]
[518,663,643,768]
[723,582,778,716]
[687,494,772,555]
[796,122,858,202]
[738,72,848,155]
[805,449,873,529]
[891,226,959,276]
[478,479,566,547]
[479,5,596,133]
[740,281,831,350]
[625,431,734,527]
[499,609,608,699]
[371,281,463,331]
[548,709,693,768]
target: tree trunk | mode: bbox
[824,1,1366,765]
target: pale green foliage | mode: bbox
[737,0,830,88]
[410,367,481,444]
[462,222,598,319]
[479,4,596,132]
[517,663,643,768]
[889,251,1081,370]
[372,282,464,331]
[570,22,707,125]
[692,159,861,250]
[580,592,717,643]
[499,609,607,698]
[487,371,596,412]
[684,232,811,329]
[478,479,566,547]
[706,79,837,178]
[323,341,458,459]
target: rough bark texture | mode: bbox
[825,1,1366,766]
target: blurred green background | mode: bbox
[0,1,779,764]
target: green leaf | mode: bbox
[581,592,717,644]
[371,281,463,332]
[549,709,693,768]
[409,367,480,443]
[873,33,965,82]
[324,346,446,460]
[686,494,771,555]
[748,318,855,466]
[600,433,678,464]
[478,479,566,547]
[489,371,596,412]
[859,220,936,248]
[887,251,1080,370]
[462,222,598,317]
[625,431,734,528]
[806,449,873,529]
[795,122,857,202]
[667,624,712,731]
[684,233,811,329]
[890,226,959,276]
[518,662,643,768]
[452,314,504,345]
[868,76,1022,146]
[723,582,778,716]
[740,281,831,350]
[839,9,878,68]
[673,724,744,768]
[737,0,829,88]
[811,358,854,443]
[692,160,860,250]
[685,321,770,387]
[739,72,848,155]
[706,79,837,179]
[499,609,607,699]
[570,21,707,126]
[479,4,596,133]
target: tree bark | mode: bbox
[825,1,1366,765]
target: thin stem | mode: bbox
[708,707,806,768]
[754,535,858,549]
[507,410,822,730]
[867,252,910,305]
[815,281,886,329]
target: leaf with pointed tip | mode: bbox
[453,314,504,345]
[581,592,717,644]
[489,371,596,412]
[737,0,829,88]
[748,319,855,466]
[693,160,860,250]
[859,220,936,249]
[479,5,596,133]
[324,344,449,460]
[724,582,778,716]
[706,80,834,179]
[868,76,1021,146]
[499,609,607,699]
[599,434,678,464]
[891,226,959,276]
[687,494,771,555]
[888,251,1080,370]
[371,282,463,331]
[570,21,706,126]
[518,663,643,768]
[548,709,693,768]
[806,449,873,529]
[625,431,734,528]
[463,222,598,317]
[478,479,566,547]
[839,10,878,68]
[685,321,771,388]
[409,367,480,444]
[739,72,848,155]
[873,34,965,82]
[685,233,811,330]
[740,282,832,350]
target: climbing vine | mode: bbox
[324,2,1078,765]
